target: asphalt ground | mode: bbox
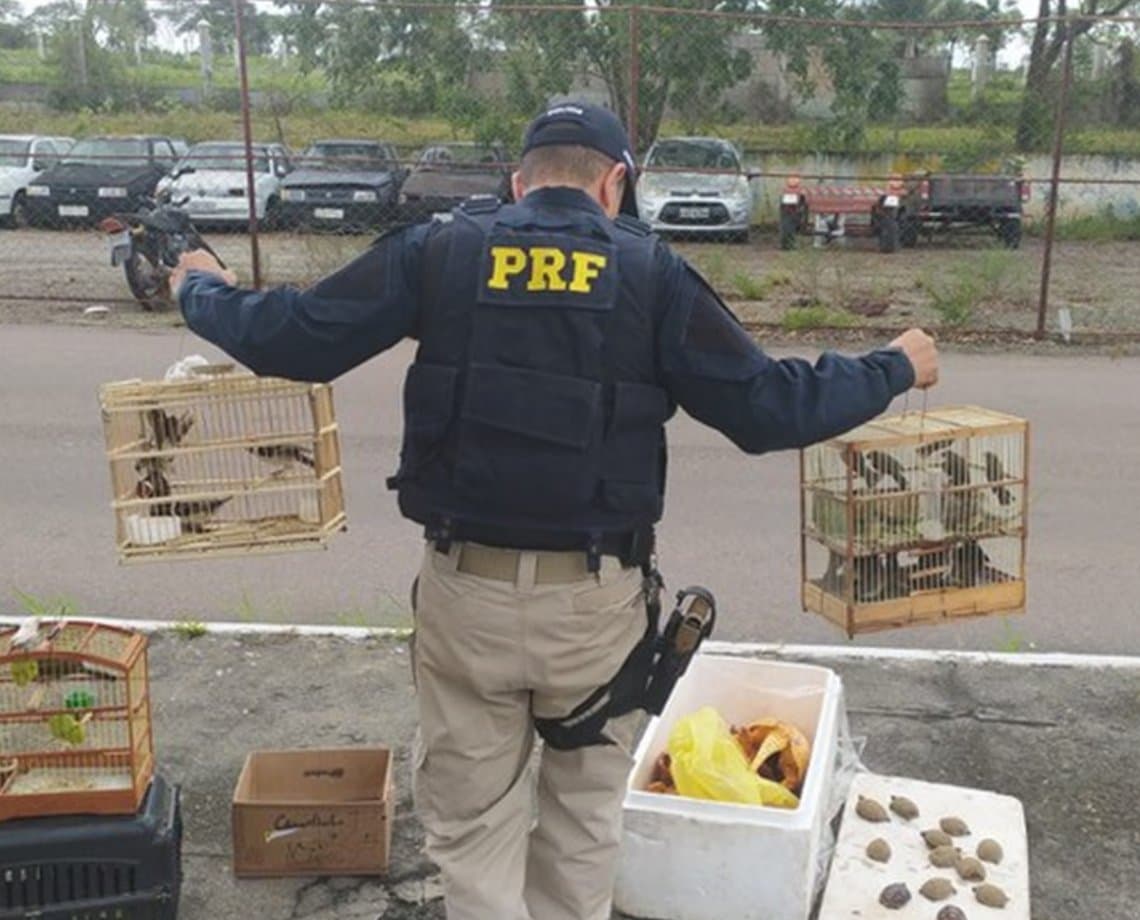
[3,631,1130,920]
[2,325,1139,655]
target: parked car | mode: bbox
[157,141,292,228]
[636,137,753,242]
[280,139,405,231]
[398,142,512,222]
[24,135,179,227]
[0,134,73,228]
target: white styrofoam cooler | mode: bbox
[615,654,843,920]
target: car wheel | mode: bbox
[263,196,281,232]
[878,214,900,253]
[998,219,1022,249]
[900,215,919,248]
[779,211,799,250]
[9,192,29,229]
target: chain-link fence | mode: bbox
[0,2,1138,340]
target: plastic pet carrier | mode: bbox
[0,773,181,920]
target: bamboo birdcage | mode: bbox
[0,620,154,822]
[800,405,1029,637]
[99,366,346,562]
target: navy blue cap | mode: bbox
[521,101,639,217]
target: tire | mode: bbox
[900,215,919,248]
[998,218,1022,249]
[8,192,29,229]
[262,196,281,232]
[878,213,899,253]
[729,228,751,244]
[123,248,171,311]
[779,210,798,250]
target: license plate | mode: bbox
[678,206,710,219]
[59,204,89,217]
[313,207,344,220]
[192,200,217,211]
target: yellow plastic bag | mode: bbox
[667,706,799,809]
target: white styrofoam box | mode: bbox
[615,654,843,920]
[818,772,1029,920]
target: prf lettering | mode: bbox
[487,246,607,294]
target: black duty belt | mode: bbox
[426,520,655,570]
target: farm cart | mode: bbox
[779,175,906,253]
[899,173,1030,249]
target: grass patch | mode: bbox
[1048,207,1140,242]
[172,620,208,640]
[13,589,77,617]
[781,305,857,331]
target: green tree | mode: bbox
[0,0,33,49]
[1016,1,1138,151]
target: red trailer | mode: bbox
[779,175,906,253]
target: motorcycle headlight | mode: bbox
[98,187,128,199]
[353,190,378,203]
[281,189,305,202]
[27,185,50,197]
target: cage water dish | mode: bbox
[0,621,154,822]
[100,367,345,561]
[801,406,1028,636]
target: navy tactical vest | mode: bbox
[389,188,674,548]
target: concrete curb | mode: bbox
[3,614,1137,670]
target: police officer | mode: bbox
[173,102,937,920]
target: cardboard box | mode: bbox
[232,747,392,877]
[615,655,842,920]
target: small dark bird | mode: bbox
[849,452,879,489]
[249,444,315,468]
[949,540,992,588]
[136,466,229,532]
[146,409,194,449]
[984,451,1015,506]
[916,438,954,458]
[866,450,909,490]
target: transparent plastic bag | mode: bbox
[667,706,799,808]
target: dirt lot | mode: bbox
[1,227,1138,348]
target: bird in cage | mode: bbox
[248,444,315,469]
[145,409,194,449]
[136,465,231,533]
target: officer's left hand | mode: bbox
[171,250,238,300]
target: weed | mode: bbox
[172,620,208,640]
[781,306,856,331]
[926,272,980,327]
[731,272,769,300]
[996,618,1035,653]
[13,590,77,618]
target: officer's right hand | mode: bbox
[890,328,939,389]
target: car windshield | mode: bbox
[302,144,389,170]
[646,140,740,172]
[417,145,499,168]
[63,138,150,168]
[181,144,268,173]
[0,139,30,167]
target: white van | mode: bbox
[0,135,75,227]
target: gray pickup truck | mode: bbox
[900,173,1029,249]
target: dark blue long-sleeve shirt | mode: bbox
[180,191,913,454]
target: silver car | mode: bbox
[636,137,753,242]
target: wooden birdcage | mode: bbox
[0,620,154,822]
[99,366,346,562]
[800,405,1029,637]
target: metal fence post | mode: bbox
[233,0,263,290]
[628,6,640,155]
[1036,17,1075,340]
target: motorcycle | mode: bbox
[98,196,226,311]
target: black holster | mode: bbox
[534,571,716,751]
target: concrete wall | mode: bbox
[742,152,1140,220]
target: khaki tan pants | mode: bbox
[411,541,647,920]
